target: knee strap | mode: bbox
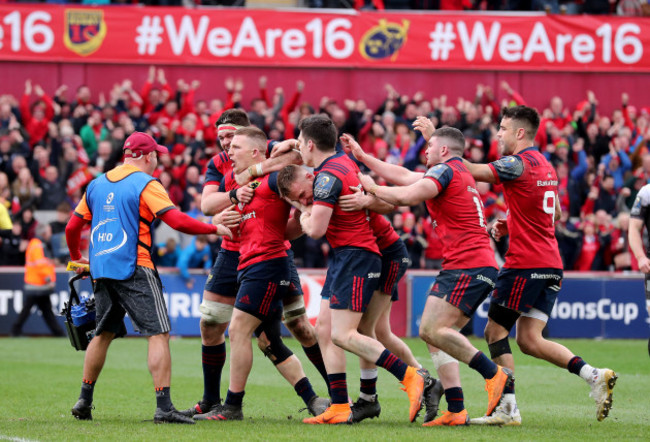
[488,337,512,359]
[488,302,520,332]
[258,318,293,365]
[282,297,307,324]
[199,299,233,324]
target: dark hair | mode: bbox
[298,115,337,153]
[277,164,302,198]
[501,105,540,140]
[433,126,465,157]
[234,126,267,150]
[216,108,250,127]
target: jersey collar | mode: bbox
[314,151,345,173]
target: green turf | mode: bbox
[1,337,647,441]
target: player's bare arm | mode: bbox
[235,140,302,186]
[201,184,254,216]
[358,172,438,207]
[300,204,332,240]
[462,159,497,184]
[629,217,650,273]
[338,185,395,214]
[554,197,562,222]
[285,209,304,241]
[341,133,422,186]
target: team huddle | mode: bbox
[66,105,617,426]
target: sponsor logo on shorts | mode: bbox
[530,272,562,280]
[476,273,495,288]
[280,280,290,286]
[368,272,380,278]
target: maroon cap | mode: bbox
[123,132,168,157]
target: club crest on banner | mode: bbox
[359,19,410,61]
[63,9,107,56]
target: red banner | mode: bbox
[0,5,648,72]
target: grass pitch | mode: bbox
[1,336,647,441]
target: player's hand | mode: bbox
[235,169,252,186]
[270,139,299,158]
[213,223,233,240]
[339,186,370,211]
[491,218,508,242]
[216,205,241,229]
[340,133,365,162]
[283,196,309,214]
[237,186,255,204]
[413,116,435,141]
[638,256,650,274]
[357,172,377,193]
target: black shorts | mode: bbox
[379,240,409,302]
[490,267,563,317]
[286,248,303,299]
[204,248,240,297]
[328,247,381,312]
[235,257,290,320]
[429,267,498,316]
[93,266,170,336]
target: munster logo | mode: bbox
[359,19,410,61]
[63,9,107,56]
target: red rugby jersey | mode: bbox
[424,158,497,270]
[236,172,290,270]
[313,152,379,254]
[488,147,563,269]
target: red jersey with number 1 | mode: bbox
[424,158,497,270]
[488,147,562,269]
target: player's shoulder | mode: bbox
[424,163,452,181]
[635,183,650,204]
[212,151,231,168]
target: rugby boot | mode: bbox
[422,377,444,424]
[400,367,428,422]
[350,395,381,423]
[154,407,195,424]
[303,403,352,424]
[470,396,521,426]
[71,398,93,421]
[179,399,221,417]
[194,403,242,421]
[423,409,469,427]
[589,368,617,421]
[484,366,513,416]
[307,396,331,417]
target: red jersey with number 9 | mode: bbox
[488,147,563,269]
[423,158,497,270]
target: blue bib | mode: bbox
[86,170,155,280]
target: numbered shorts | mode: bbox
[204,248,240,298]
[93,266,169,336]
[327,247,381,312]
[235,257,290,321]
[379,240,410,302]
[490,267,563,316]
[429,266,498,316]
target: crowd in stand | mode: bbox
[0,65,648,273]
[1,0,649,15]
